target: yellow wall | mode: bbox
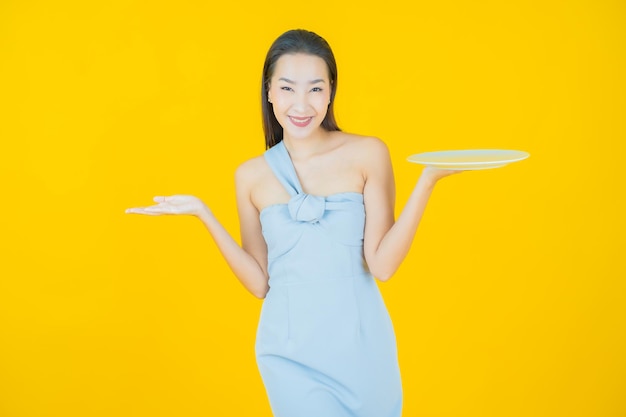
[1,1,624,416]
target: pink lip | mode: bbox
[289,116,313,128]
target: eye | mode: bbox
[311,87,323,92]
[280,86,293,91]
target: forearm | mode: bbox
[197,207,269,298]
[367,176,436,281]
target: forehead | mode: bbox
[272,53,329,81]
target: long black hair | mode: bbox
[261,29,341,149]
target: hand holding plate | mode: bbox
[421,165,463,181]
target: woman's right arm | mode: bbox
[125,165,269,299]
[197,188,269,298]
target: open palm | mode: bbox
[126,195,206,216]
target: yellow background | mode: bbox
[1,1,625,416]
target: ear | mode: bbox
[267,88,273,103]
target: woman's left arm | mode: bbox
[362,138,459,281]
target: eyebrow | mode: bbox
[278,77,326,84]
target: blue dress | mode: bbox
[255,141,402,417]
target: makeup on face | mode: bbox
[268,53,331,139]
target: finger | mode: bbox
[127,205,171,214]
[125,208,161,215]
[127,211,162,216]
[153,196,168,203]
[125,207,144,214]
[143,205,173,213]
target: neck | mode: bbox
[282,129,331,159]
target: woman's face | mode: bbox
[268,53,332,141]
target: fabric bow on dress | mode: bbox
[288,193,326,223]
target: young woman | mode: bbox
[127,29,459,417]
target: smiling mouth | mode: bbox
[288,116,313,127]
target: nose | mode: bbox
[292,92,309,113]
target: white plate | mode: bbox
[407,149,530,170]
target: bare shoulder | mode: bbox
[332,132,390,165]
[358,135,390,161]
[235,155,268,190]
[236,155,266,176]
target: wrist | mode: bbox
[417,171,437,189]
[195,203,212,221]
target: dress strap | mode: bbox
[263,141,303,197]
[263,141,364,224]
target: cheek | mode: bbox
[311,93,330,108]
[271,90,290,107]
[271,98,289,118]
[316,97,331,115]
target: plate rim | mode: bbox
[406,149,530,166]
